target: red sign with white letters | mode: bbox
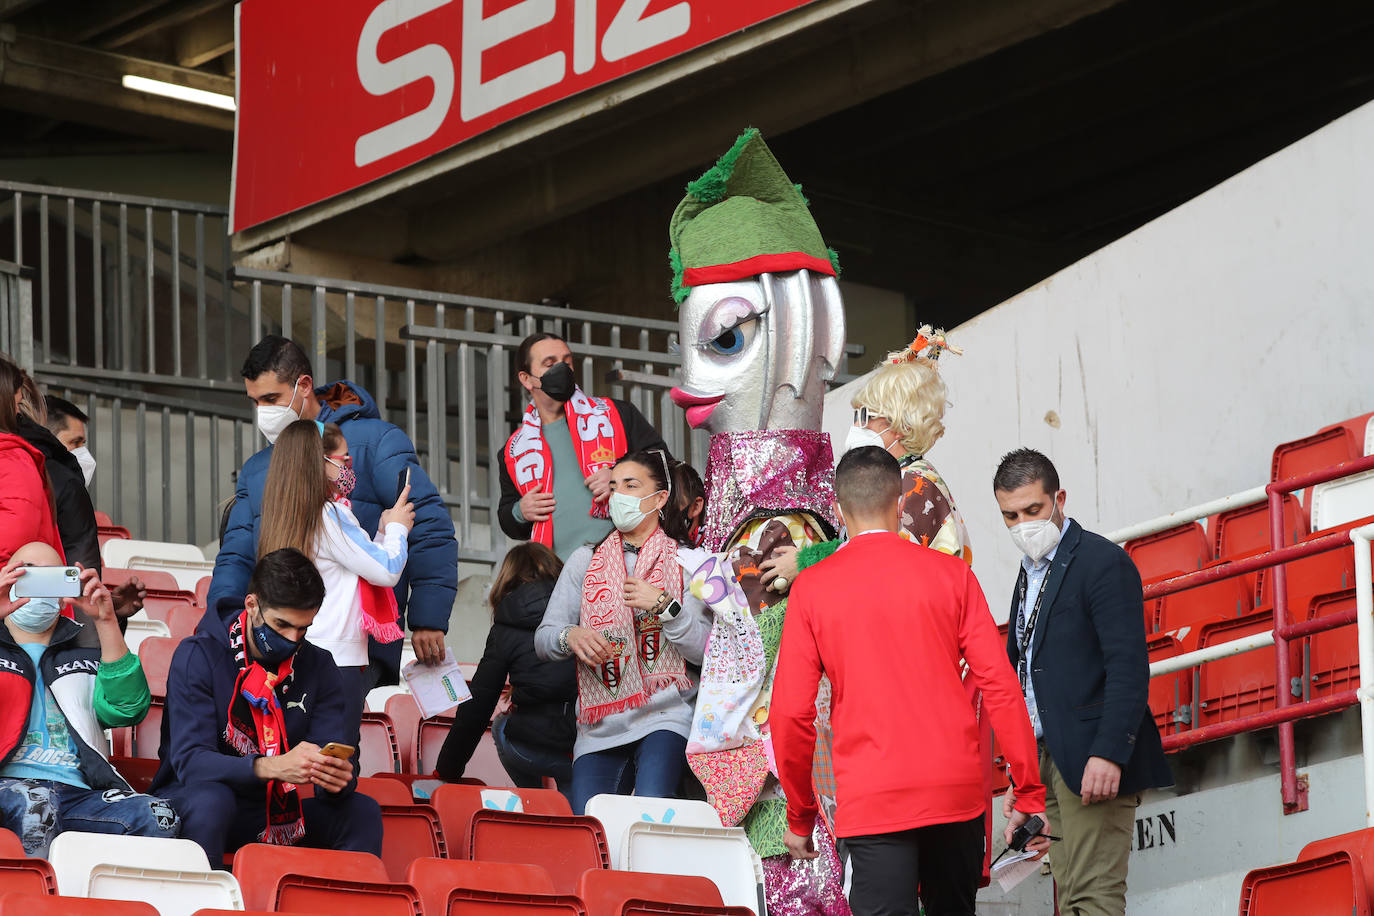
[231,0,819,232]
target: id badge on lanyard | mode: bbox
[1016,567,1049,692]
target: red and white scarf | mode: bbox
[332,497,404,643]
[504,389,627,548]
[577,527,690,725]
[224,611,305,845]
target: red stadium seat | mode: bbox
[232,842,389,912]
[94,511,115,527]
[137,636,178,696]
[1319,413,1374,456]
[417,715,454,775]
[139,594,197,623]
[386,693,421,774]
[407,858,555,916]
[0,831,20,857]
[0,895,157,915]
[1299,826,1374,899]
[274,876,423,915]
[621,902,756,916]
[1307,590,1359,699]
[445,889,586,916]
[421,724,514,786]
[360,712,401,776]
[103,567,182,594]
[1238,851,1368,916]
[467,811,610,895]
[110,756,160,793]
[357,776,415,806]
[164,604,202,641]
[433,784,573,858]
[1155,567,1252,649]
[1272,426,1360,517]
[97,525,133,549]
[379,805,445,881]
[1196,611,1300,728]
[1212,497,1308,562]
[1126,522,1212,580]
[578,868,724,916]
[1257,537,1357,620]
[1146,634,1191,736]
[131,702,163,759]
[195,576,212,608]
[0,857,57,896]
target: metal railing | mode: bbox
[1136,454,1374,812]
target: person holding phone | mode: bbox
[0,541,181,856]
[152,548,382,864]
[257,420,413,729]
[0,354,63,568]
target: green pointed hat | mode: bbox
[668,128,839,304]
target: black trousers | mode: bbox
[844,814,984,916]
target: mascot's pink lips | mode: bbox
[670,388,725,428]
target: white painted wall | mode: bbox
[825,99,1374,622]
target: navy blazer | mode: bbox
[1006,519,1173,797]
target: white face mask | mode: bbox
[608,490,663,533]
[255,384,303,444]
[1010,517,1062,564]
[844,425,889,454]
[71,446,96,486]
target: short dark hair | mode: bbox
[834,446,902,516]
[993,448,1060,495]
[516,332,566,377]
[249,547,326,611]
[241,335,312,385]
[44,395,88,435]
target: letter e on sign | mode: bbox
[461,0,566,121]
[355,0,456,167]
[602,0,691,63]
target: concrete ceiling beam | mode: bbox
[172,9,233,68]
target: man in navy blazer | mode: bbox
[993,448,1171,916]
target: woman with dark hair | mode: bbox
[669,460,706,548]
[535,449,711,814]
[258,418,414,723]
[0,353,62,565]
[436,542,577,799]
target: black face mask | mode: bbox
[538,362,576,402]
[251,609,301,666]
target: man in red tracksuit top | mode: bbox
[772,446,1050,916]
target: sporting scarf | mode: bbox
[330,499,404,643]
[504,389,628,548]
[224,611,305,845]
[577,527,690,725]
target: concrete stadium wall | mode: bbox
[824,98,1374,623]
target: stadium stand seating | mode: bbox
[0,831,20,857]
[102,539,205,569]
[434,785,573,858]
[577,868,724,916]
[467,811,610,895]
[386,692,422,773]
[195,575,211,608]
[1195,611,1299,726]
[232,843,389,912]
[360,711,401,776]
[48,832,209,897]
[103,566,182,594]
[620,823,763,916]
[1145,634,1190,735]
[621,902,756,916]
[0,895,158,915]
[1155,569,1252,647]
[357,776,417,806]
[274,874,425,915]
[407,858,555,916]
[1307,590,1360,699]
[585,796,723,870]
[418,718,513,786]
[1239,852,1368,916]
[86,862,243,912]
[1271,426,1360,518]
[0,856,57,896]
[378,804,445,881]
[1126,522,1212,580]
[445,888,586,916]
[127,556,216,592]
[132,636,177,759]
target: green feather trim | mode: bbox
[827,247,842,277]
[669,247,688,305]
[793,183,809,207]
[796,539,840,572]
[684,128,759,205]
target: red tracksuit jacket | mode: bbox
[772,531,1045,838]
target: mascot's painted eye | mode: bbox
[710,326,745,355]
[696,296,766,358]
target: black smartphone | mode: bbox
[396,466,412,501]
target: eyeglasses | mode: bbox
[325,455,353,470]
[853,407,885,428]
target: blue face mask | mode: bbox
[251,609,301,666]
[10,596,62,634]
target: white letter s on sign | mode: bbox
[355,0,455,168]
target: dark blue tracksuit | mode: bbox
[150,599,381,864]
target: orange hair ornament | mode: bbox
[891,324,963,363]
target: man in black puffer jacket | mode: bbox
[436,543,576,799]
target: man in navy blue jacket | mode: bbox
[208,335,458,685]
[153,549,381,863]
[994,449,1172,916]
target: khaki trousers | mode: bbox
[1040,743,1138,916]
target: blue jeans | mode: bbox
[570,730,688,816]
[0,778,180,857]
[492,714,573,804]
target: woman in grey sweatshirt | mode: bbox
[535,450,711,814]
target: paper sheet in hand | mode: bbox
[401,648,472,718]
[991,850,1041,892]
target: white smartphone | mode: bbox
[12,566,82,599]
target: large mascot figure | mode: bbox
[669,129,849,916]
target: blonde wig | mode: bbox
[852,356,948,457]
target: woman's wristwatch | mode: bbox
[557,625,573,657]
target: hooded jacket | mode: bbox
[206,380,458,683]
[0,616,150,793]
[150,597,358,797]
[0,431,63,566]
[435,579,576,780]
[17,417,100,572]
